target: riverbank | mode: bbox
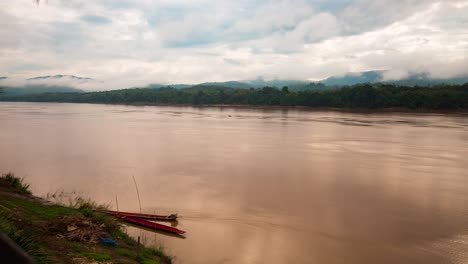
[123,103,468,114]
[2,100,467,114]
[0,173,172,264]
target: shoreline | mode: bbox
[2,100,468,114]
[0,173,173,264]
[159,104,468,115]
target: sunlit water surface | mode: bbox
[1,102,468,264]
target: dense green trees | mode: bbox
[1,83,467,110]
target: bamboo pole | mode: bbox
[132,175,142,213]
[115,196,119,212]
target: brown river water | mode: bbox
[1,102,468,264]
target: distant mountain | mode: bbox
[137,73,468,93]
[145,83,193,90]
[147,79,317,90]
[199,81,252,89]
[147,81,253,90]
[27,75,94,81]
[321,71,468,86]
[245,79,309,89]
[0,85,83,96]
[322,71,384,86]
[202,80,329,91]
[387,73,468,86]
[291,82,328,91]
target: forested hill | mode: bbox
[1,84,467,110]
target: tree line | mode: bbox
[1,83,467,110]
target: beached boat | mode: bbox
[99,210,177,221]
[116,215,186,235]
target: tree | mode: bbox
[1,84,467,110]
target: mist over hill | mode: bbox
[321,71,468,87]
[145,79,324,91]
[144,72,468,91]
[2,71,468,94]
[0,85,83,96]
[0,75,94,95]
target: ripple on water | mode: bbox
[421,234,468,264]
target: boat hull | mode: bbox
[99,210,177,221]
[117,215,186,235]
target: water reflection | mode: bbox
[0,102,467,264]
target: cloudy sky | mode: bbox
[1,0,468,89]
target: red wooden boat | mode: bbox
[99,210,177,221]
[116,215,186,235]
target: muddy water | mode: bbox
[1,102,468,264]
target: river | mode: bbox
[1,102,468,264]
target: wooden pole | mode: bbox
[115,196,119,212]
[132,175,142,213]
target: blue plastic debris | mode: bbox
[99,238,116,248]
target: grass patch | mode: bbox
[145,247,172,264]
[0,173,31,195]
[0,208,49,263]
[138,258,160,264]
[116,248,135,258]
[70,197,110,211]
[135,247,171,264]
[136,255,160,264]
[111,227,137,246]
[88,211,121,233]
[7,230,49,263]
[79,252,112,262]
[1,196,78,220]
[70,243,84,253]
[46,194,121,234]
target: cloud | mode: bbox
[0,0,467,90]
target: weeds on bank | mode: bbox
[0,173,31,195]
[1,196,78,220]
[0,209,49,263]
[79,252,112,262]
[46,190,111,211]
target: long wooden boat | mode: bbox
[116,215,186,235]
[98,210,177,221]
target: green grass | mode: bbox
[54,196,122,235]
[135,247,173,264]
[139,259,160,264]
[116,248,136,258]
[70,196,110,211]
[0,173,31,195]
[70,243,84,253]
[1,196,78,220]
[136,255,160,264]
[116,244,170,264]
[110,226,137,246]
[8,230,49,263]
[145,248,172,264]
[79,252,112,262]
[0,208,49,263]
